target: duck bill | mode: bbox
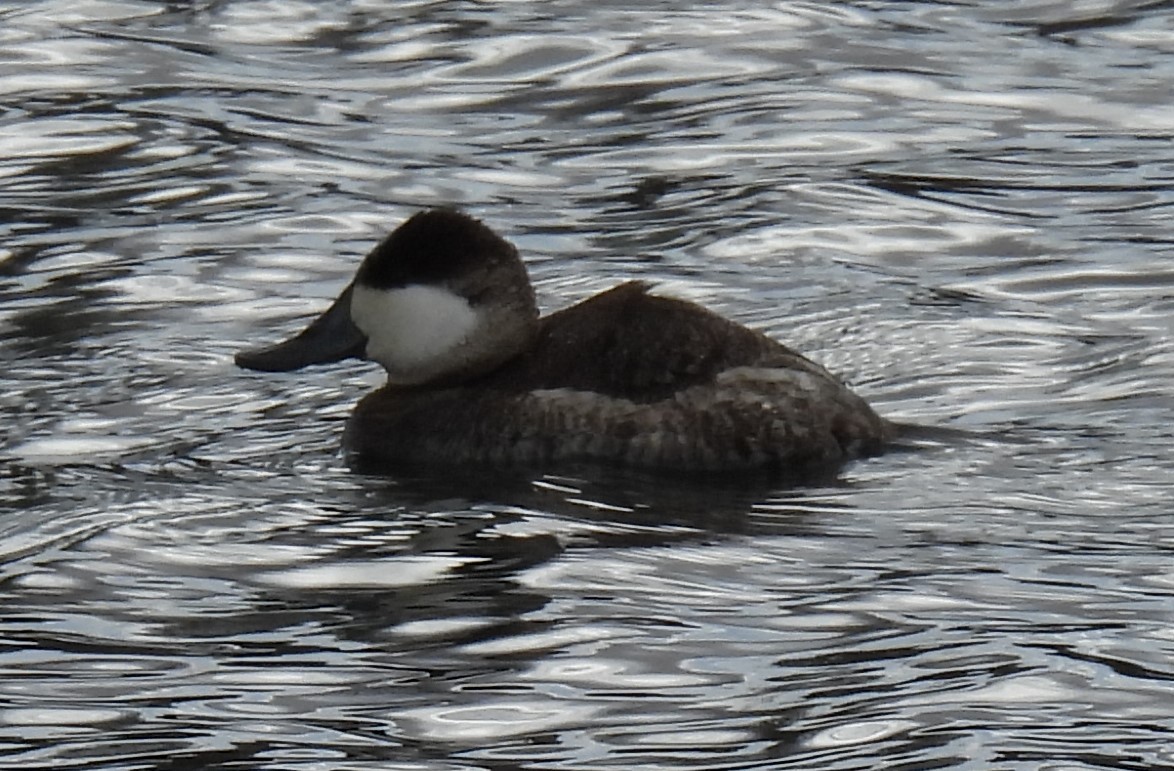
[235,284,368,372]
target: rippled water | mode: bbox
[2,1,1173,768]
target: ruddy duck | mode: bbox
[236,209,895,472]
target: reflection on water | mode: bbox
[1,0,1173,769]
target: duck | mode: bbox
[235,209,896,473]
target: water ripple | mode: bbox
[1,0,1173,769]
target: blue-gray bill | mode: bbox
[234,284,367,372]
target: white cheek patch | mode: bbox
[350,283,479,380]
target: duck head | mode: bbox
[235,209,540,385]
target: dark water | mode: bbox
[2,1,1173,768]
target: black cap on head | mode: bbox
[355,209,517,290]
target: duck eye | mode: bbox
[465,286,494,305]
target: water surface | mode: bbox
[1,1,1173,769]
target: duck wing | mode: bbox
[485,281,837,402]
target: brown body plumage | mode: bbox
[344,281,893,471]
